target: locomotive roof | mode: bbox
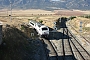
[30,20,44,27]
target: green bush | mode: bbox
[84,15,90,18]
[21,25,25,30]
[69,16,76,20]
[39,20,43,23]
[80,15,90,19]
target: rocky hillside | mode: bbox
[0,0,90,10]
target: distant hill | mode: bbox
[0,0,90,10]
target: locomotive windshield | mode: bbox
[42,28,48,30]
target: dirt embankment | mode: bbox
[0,24,45,60]
[68,16,90,47]
[69,17,90,34]
[0,27,32,60]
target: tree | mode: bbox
[39,20,43,23]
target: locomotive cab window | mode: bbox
[38,25,41,27]
[42,28,48,30]
[30,22,34,25]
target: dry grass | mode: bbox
[0,9,90,29]
[0,9,90,32]
[0,9,90,16]
[70,17,90,34]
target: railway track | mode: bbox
[40,38,59,60]
[40,27,90,60]
[40,28,76,60]
[69,23,90,44]
[61,28,76,60]
[64,28,90,60]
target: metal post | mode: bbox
[10,2,12,22]
[53,22,57,30]
[79,21,83,33]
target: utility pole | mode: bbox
[9,1,12,22]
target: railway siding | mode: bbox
[66,25,90,59]
[66,20,90,54]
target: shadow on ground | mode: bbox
[48,17,70,40]
[43,17,77,60]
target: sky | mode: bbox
[51,0,60,1]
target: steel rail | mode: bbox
[70,23,90,44]
[67,28,90,60]
[41,38,59,60]
[64,28,77,60]
[68,28,90,56]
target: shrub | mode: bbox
[39,20,43,23]
[69,16,76,20]
[84,15,90,18]
[21,25,25,30]
[80,15,90,19]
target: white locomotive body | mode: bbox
[29,20,49,37]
